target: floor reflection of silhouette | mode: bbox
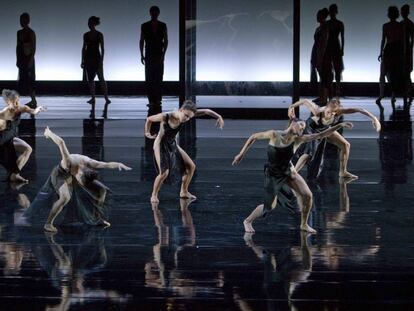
[378,109,412,209]
[145,199,198,297]
[82,119,105,161]
[25,228,128,310]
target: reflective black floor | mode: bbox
[1,98,414,310]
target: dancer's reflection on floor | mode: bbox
[82,119,104,161]
[235,231,312,310]
[378,108,412,209]
[145,199,197,295]
[28,228,127,310]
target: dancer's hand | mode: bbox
[377,54,382,62]
[141,56,145,65]
[145,132,157,139]
[232,153,243,165]
[81,62,85,69]
[44,126,52,139]
[288,106,296,119]
[341,121,353,129]
[118,163,132,171]
[216,117,225,129]
[35,106,47,113]
[372,119,381,132]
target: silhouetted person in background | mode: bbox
[81,16,110,105]
[16,13,37,108]
[401,4,414,105]
[140,6,168,114]
[327,4,344,96]
[377,6,404,108]
[311,8,331,104]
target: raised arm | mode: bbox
[144,113,165,139]
[232,130,277,165]
[298,122,353,143]
[195,109,224,129]
[339,107,381,132]
[288,99,320,119]
[86,158,132,171]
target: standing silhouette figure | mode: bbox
[81,16,110,105]
[377,6,404,108]
[327,4,345,97]
[311,8,331,104]
[16,13,37,108]
[140,6,168,113]
[401,4,414,105]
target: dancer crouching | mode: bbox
[232,118,353,233]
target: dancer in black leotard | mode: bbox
[0,89,46,182]
[145,100,224,203]
[81,16,110,105]
[288,98,381,179]
[232,118,353,233]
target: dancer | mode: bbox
[0,89,45,182]
[232,117,353,233]
[310,8,331,104]
[16,12,37,108]
[81,16,110,105]
[140,6,168,111]
[401,4,414,105]
[145,100,224,203]
[377,6,404,107]
[326,4,345,96]
[288,98,381,179]
[24,127,131,233]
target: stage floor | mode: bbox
[0,97,413,310]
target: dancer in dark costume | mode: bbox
[311,8,331,104]
[24,127,131,233]
[288,98,381,180]
[145,100,224,203]
[232,118,353,233]
[16,12,37,108]
[377,6,404,107]
[0,89,45,182]
[401,4,414,105]
[326,4,345,96]
[81,16,110,105]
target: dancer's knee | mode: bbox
[159,170,169,180]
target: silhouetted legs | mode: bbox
[145,59,164,109]
[86,65,110,104]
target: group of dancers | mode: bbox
[312,4,413,106]
[0,88,382,234]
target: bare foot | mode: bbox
[150,195,159,203]
[300,223,316,234]
[44,126,52,139]
[243,219,255,233]
[339,171,358,180]
[180,192,197,200]
[44,223,58,233]
[9,173,28,183]
[101,220,111,227]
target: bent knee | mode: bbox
[159,170,169,179]
[25,145,33,155]
[301,191,313,203]
[186,162,196,173]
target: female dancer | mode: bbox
[0,89,45,182]
[24,127,131,233]
[288,98,381,179]
[232,118,353,233]
[81,16,110,104]
[145,100,224,203]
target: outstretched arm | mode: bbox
[86,159,132,171]
[232,130,277,165]
[298,122,353,143]
[21,105,46,116]
[195,109,224,129]
[288,99,320,119]
[339,107,381,132]
[144,113,165,139]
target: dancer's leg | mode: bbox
[44,183,71,232]
[151,143,168,203]
[97,66,110,103]
[377,61,386,102]
[243,204,265,233]
[326,131,357,179]
[44,127,71,170]
[88,81,96,103]
[13,137,32,171]
[287,173,316,233]
[294,154,310,173]
[177,145,196,200]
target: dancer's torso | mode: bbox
[266,142,295,176]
